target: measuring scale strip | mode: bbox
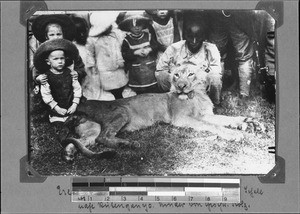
[72,188,239,202]
[71,178,240,202]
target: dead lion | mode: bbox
[62,65,261,162]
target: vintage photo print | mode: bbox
[28,9,276,176]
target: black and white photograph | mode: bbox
[28,9,276,176]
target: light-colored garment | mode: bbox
[156,40,221,74]
[152,17,174,48]
[86,27,128,91]
[74,41,103,100]
[152,17,175,61]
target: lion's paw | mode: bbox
[238,118,265,133]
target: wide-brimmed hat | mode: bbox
[33,38,79,72]
[32,14,76,43]
[89,11,120,37]
[117,11,151,32]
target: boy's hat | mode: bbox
[89,11,120,37]
[32,14,76,43]
[117,11,151,32]
[34,38,79,72]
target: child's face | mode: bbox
[185,24,206,54]
[46,24,64,40]
[129,21,144,35]
[46,50,65,71]
[156,10,169,19]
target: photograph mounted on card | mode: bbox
[27,9,276,176]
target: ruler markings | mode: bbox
[146,187,185,192]
[185,187,222,192]
[148,191,186,196]
[112,191,148,196]
[110,187,148,191]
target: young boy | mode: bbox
[145,10,182,60]
[31,14,86,91]
[118,11,160,95]
[33,38,82,123]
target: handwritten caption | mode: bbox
[57,185,264,213]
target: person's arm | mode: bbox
[155,44,178,92]
[67,77,82,114]
[72,78,82,105]
[121,39,136,62]
[148,31,160,55]
[204,42,222,74]
[32,67,48,85]
[40,83,58,109]
[156,44,177,73]
[85,37,96,69]
[40,83,68,115]
[73,54,87,83]
[148,24,166,53]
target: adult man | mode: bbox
[207,10,255,101]
[155,17,222,105]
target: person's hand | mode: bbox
[54,106,67,116]
[36,74,48,85]
[117,59,124,68]
[67,103,78,114]
[143,47,152,56]
[155,70,171,92]
[133,49,144,57]
[70,70,78,80]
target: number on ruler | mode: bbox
[205,196,210,201]
[105,196,110,201]
[189,196,193,201]
[172,196,177,201]
[138,196,144,201]
[122,196,126,201]
[155,196,160,201]
[78,196,86,201]
[223,197,227,201]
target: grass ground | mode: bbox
[28,79,276,176]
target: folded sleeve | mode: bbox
[40,83,58,109]
[205,42,222,74]
[72,78,82,104]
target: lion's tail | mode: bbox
[63,138,117,159]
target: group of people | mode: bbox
[29,10,275,124]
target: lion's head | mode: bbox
[170,64,208,100]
